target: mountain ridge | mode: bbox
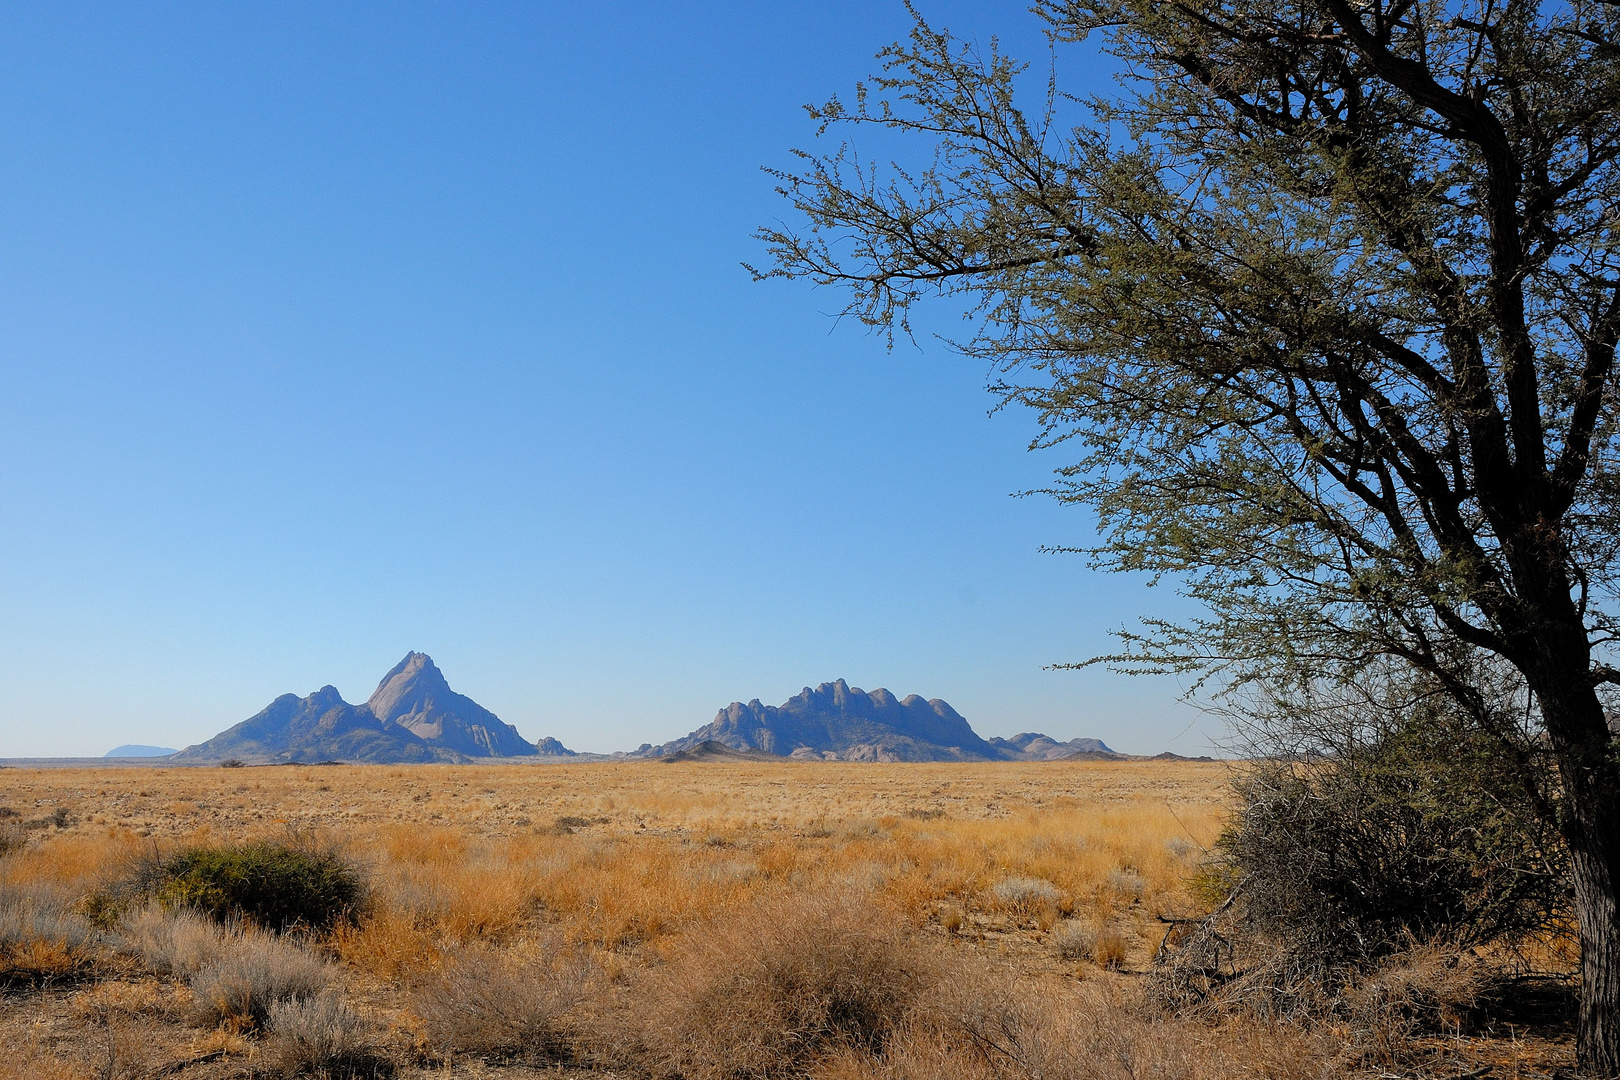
[170,653,564,764]
[639,680,1116,763]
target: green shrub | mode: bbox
[151,841,365,933]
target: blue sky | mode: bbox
[0,1,1213,757]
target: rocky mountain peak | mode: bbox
[364,651,535,757]
[367,652,450,722]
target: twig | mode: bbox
[142,1049,228,1077]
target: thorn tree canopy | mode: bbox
[755,0,1620,1069]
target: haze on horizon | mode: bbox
[0,1,1212,759]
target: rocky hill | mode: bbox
[986,732,1120,760]
[171,653,567,764]
[641,679,1003,763]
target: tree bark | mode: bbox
[1527,656,1620,1075]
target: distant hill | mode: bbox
[643,680,1003,762]
[986,733,1121,761]
[104,744,177,758]
[171,653,569,764]
[658,740,781,763]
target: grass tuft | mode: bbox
[187,931,331,1029]
[267,992,391,1077]
[631,888,931,1080]
[412,942,591,1061]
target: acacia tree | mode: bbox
[756,0,1620,1068]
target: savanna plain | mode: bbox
[0,759,1576,1078]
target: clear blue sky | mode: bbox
[0,1,1213,758]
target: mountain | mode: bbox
[171,653,563,764]
[170,684,449,764]
[105,744,177,758]
[366,653,537,758]
[535,737,576,757]
[986,733,1121,761]
[659,740,781,763]
[643,680,1002,763]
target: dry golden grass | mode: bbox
[0,759,1226,968]
[0,758,1576,1078]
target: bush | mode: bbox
[412,943,590,1060]
[1218,725,1569,966]
[116,906,235,976]
[188,932,330,1029]
[144,840,365,932]
[0,821,24,859]
[1153,695,1572,1017]
[1092,926,1130,970]
[0,885,99,986]
[989,877,1061,915]
[1051,920,1093,961]
[268,992,390,1077]
[631,889,931,1080]
[904,966,1331,1080]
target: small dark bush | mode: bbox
[149,841,365,933]
[222,758,245,768]
[1214,724,1569,966]
[1153,692,1571,1018]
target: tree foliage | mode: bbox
[757,0,1620,1067]
[759,0,1620,701]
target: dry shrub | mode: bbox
[0,884,98,985]
[1340,944,1508,1066]
[71,978,180,1021]
[895,968,1331,1080]
[0,820,25,859]
[188,932,331,1029]
[411,941,591,1061]
[989,876,1061,916]
[117,906,235,975]
[1051,919,1093,961]
[629,888,932,1080]
[1105,867,1146,902]
[329,905,439,982]
[1208,707,1570,986]
[1093,925,1130,969]
[267,992,391,1077]
[0,1025,164,1080]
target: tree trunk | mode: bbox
[1531,670,1620,1076]
[1571,836,1620,1078]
